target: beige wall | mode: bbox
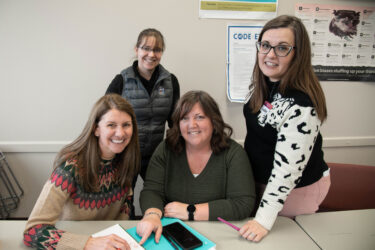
[1,0,374,218]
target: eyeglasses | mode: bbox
[139,46,163,54]
[255,41,295,57]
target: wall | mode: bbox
[1,0,374,218]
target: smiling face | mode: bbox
[179,103,213,150]
[95,108,133,159]
[258,28,295,82]
[135,36,163,77]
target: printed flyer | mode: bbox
[227,24,264,102]
[295,4,375,81]
[200,0,277,20]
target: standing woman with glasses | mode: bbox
[106,29,180,208]
[240,15,330,242]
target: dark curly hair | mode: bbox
[166,90,233,154]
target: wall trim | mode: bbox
[237,136,375,148]
[322,136,375,147]
[0,141,70,153]
[1,137,375,153]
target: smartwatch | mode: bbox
[187,204,196,221]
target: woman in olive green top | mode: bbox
[136,90,255,245]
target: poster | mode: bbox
[227,24,263,102]
[295,4,375,81]
[199,0,277,20]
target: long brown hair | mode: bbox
[249,15,327,122]
[166,90,233,154]
[54,94,140,192]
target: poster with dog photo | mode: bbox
[295,3,375,81]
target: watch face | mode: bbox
[187,204,196,212]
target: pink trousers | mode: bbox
[255,174,331,218]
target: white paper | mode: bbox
[92,224,144,250]
[227,24,264,102]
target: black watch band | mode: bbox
[187,204,196,221]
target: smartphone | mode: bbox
[163,222,203,250]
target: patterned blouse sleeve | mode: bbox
[255,101,321,230]
[23,165,89,249]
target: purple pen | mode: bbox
[217,217,240,231]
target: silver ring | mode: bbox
[250,232,256,238]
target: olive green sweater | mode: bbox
[140,139,256,220]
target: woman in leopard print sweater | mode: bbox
[241,15,330,242]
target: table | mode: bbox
[295,209,375,250]
[0,217,318,250]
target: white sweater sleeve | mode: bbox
[254,99,321,230]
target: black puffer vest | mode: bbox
[120,65,173,158]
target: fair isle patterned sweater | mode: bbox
[23,158,132,249]
[243,81,328,231]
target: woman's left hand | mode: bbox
[84,235,130,250]
[164,202,188,220]
[239,220,269,242]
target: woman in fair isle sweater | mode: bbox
[23,94,140,249]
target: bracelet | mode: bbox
[144,211,161,219]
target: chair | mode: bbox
[0,151,24,219]
[318,162,375,212]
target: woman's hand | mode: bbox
[164,202,188,220]
[239,220,269,242]
[84,235,130,250]
[136,210,163,245]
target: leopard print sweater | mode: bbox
[244,82,328,230]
